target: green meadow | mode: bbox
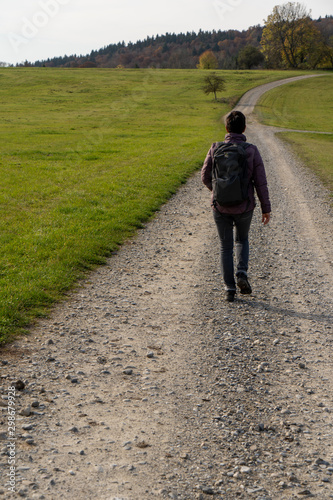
[0,68,309,343]
[256,75,333,196]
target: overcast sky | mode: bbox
[1,0,332,65]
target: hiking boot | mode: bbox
[237,274,252,294]
[226,290,236,302]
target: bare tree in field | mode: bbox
[201,73,226,101]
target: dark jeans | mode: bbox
[213,209,254,291]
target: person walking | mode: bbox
[201,110,271,302]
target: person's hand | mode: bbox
[262,213,271,225]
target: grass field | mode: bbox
[0,67,310,343]
[255,74,333,196]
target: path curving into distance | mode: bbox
[235,74,323,115]
[1,75,332,500]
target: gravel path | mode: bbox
[1,75,332,500]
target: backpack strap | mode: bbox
[212,141,224,156]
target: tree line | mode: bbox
[31,4,332,70]
[33,27,264,69]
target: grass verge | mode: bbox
[255,74,333,202]
[278,132,333,197]
[255,74,333,131]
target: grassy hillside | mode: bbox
[0,68,307,343]
[255,75,333,196]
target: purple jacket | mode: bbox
[201,132,271,214]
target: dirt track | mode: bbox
[1,75,332,500]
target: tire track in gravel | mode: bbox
[0,75,332,500]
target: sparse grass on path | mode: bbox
[0,68,308,343]
[255,75,333,197]
[279,133,333,196]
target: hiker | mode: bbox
[201,110,271,302]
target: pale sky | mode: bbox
[1,0,332,65]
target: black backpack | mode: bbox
[212,142,250,206]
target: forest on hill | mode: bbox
[32,15,333,70]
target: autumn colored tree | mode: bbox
[197,50,218,69]
[201,73,226,100]
[261,2,324,68]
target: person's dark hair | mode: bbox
[225,111,246,133]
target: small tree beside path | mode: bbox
[201,73,226,101]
